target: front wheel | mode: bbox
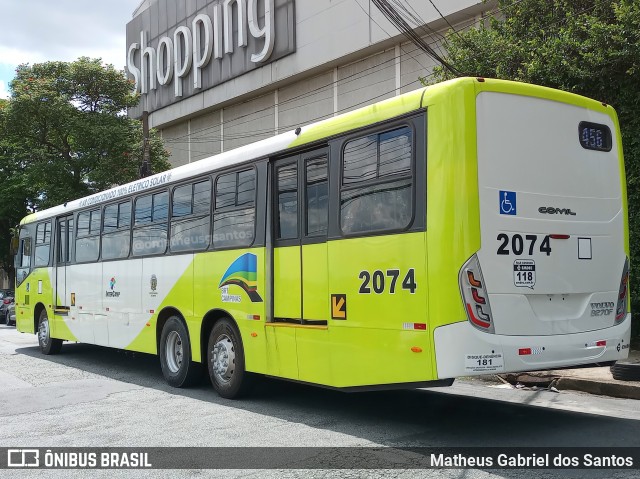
[207,318,252,399]
[38,309,62,355]
[159,316,202,387]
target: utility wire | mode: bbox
[371,0,464,77]
[164,0,536,146]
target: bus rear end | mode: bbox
[435,82,630,378]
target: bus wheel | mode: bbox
[37,309,62,355]
[159,316,202,388]
[207,318,251,399]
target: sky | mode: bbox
[0,0,141,99]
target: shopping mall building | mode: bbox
[127,0,495,168]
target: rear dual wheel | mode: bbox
[158,315,252,398]
[207,318,252,399]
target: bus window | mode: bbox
[170,179,211,252]
[213,170,255,249]
[102,201,132,260]
[276,164,298,240]
[76,209,101,263]
[16,235,32,285]
[306,157,328,236]
[340,127,413,235]
[133,191,168,256]
[34,221,52,267]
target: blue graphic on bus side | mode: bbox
[499,191,517,215]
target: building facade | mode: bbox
[127,0,494,168]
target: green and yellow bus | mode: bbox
[14,77,630,398]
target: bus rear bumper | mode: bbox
[433,315,632,379]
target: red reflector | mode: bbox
[3,299,9,304]
[471,288,486,304]
[466,303,490,329]
[414,323,427,330]
[252,315,261,321]
[411,346,423,353]
[596,340,606,347]
[519,348,532,356]
[550,234,570,239]
[149,309,154,314]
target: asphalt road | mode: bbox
[1,324,639,479]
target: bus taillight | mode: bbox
[459,254,495,333]
[615,258,629,324]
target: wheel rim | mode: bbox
[38,318,49,347]
[164,331,184,373]
[211,334,235,384]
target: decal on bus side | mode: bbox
[218,253,263,303]
[358,269,417,294]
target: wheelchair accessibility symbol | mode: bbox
[499,191,517,215]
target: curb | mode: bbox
[555,377,640,400]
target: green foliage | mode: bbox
[0,57,170,278]
[430,0,640,335]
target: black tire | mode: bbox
[207,318,252,399]
[37,309,62,355]
[159,316,202,388]
[3,311,9,326]
[611,359,640,381]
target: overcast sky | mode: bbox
[0,0,141,99]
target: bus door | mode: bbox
[54,216,74,339]
[55,216,73,311]
[271,148,331,383]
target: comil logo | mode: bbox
[8,449,40,467]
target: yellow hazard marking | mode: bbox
[331,294,347,320]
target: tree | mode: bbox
[0,57,170,281]
[429,0,640,336]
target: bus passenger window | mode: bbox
[213,170,255,249]
[102,201,131,260]
[133,192,168,256]
[170,179,211,252]
[340,127,413,235]
[34,221,52,267]
[76,209,101,262]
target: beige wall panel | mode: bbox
[278,70,334,131]
[337,49,396,114]
[190,110,221,162]
[162,122,189,168]
[223,94,276,151]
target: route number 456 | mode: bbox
[359,269,417,294]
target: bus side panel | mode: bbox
[192,248,269,371]
[423,81,482,378]
[326,232,431,387]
